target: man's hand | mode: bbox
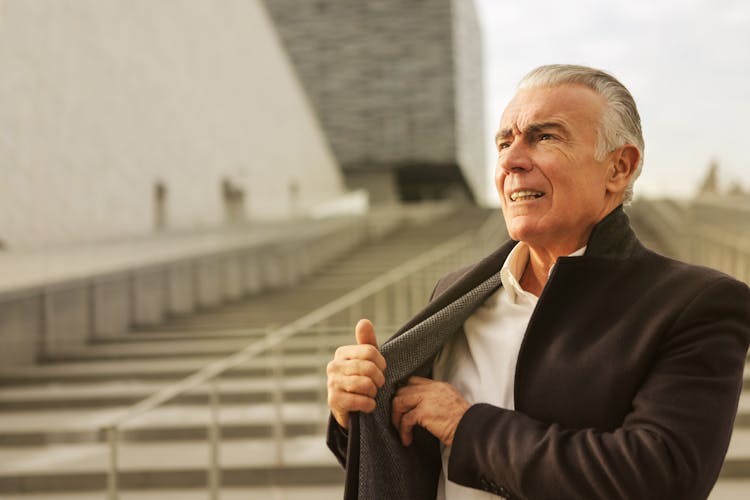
[391,376,470,447]
[326,319,387,430]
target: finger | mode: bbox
[391,405,402,431]
[395,381,434,399]
[330,373,379,398]
[391,392,420,430]
[334,344,386,372]
[391,395,409,430]
[341,359,385,387]
[328,358,385,388]
[328,391,377,415]
[406,376,433,386]
[355,318,378,348]
[399,409,418,446]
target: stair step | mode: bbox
[0,374,326,410]
[0,485,345,500]
[736,397,750,427]
[0,353,333,385]
[0,402,328,445]
[43,333,349,362]
[721,428,750,478]
[0,436,341,493]
[710,479,750,499]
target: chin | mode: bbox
[503,214,541,242]
[506,223,537,243]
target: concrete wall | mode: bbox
[0,0,344,249]
[262,0,486,199]
[452,0,488,201]
[0,215,370,367]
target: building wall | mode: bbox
[0,0,344,249]
[262,0,486,199]
[452,0,488,200]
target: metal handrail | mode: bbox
[631,199,750,284]
[100,211,506,499]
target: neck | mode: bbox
[519,247,557,296]
[516,203,629,295]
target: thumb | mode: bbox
[355,318,378,348]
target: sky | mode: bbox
[474,0,750,203]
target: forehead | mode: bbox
[499,84,606,132]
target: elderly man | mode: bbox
[326,64,750,500]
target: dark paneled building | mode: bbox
[262,0,486,203]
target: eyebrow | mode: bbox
[495,121,569,144]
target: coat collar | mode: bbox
[389,205,641,339]
[582,204,641,260]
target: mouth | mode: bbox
[509,190,545,202]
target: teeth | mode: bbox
[510,190,544,201]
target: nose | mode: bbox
[497,139,533,175]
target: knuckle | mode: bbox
[333,392,354,411]
[363,398,377,413]
[391,400,402,415]
[342,376,358,393]
[333,345,350,359]
[345,393,365,411]
[361,380,377,397]
[361,344,379,358]
[347,377,377,397]
[326,360,337,375]
[326,374,338,391]
[403,411,417,426]
[359,361,376,378]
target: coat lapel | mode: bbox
[385,238,516,344]
[354,243,513,500]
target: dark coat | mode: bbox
[327,206,750,499]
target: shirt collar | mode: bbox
[500,242,587,303]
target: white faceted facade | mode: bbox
[0,0,344,249]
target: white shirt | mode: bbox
[432,242,586,500]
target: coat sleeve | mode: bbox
[447,276,750,500]
[326,415,349,467]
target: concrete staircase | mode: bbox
[0,205,491,498]
[1,205,747,499]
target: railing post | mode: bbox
[409,273,422,315]
[106,426,119,500]
[317,319,330,432]
[393,279,407,324]
[208,377,221,500]
[423,266,433,303]
[740,246,750,284]
[270,327,285,467]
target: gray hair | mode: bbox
[518,64,644,204]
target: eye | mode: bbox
[539,133,554,141]
[497,141,511,151]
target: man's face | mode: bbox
[495,84,620,253]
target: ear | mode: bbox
[605,144,640,195]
